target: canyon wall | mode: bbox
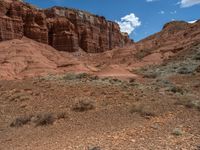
[0,0,132,53]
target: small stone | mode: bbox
[131,139,136,143]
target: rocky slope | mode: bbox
[135,20,200,60]
[88,20,200,68]
[0,0,132,53]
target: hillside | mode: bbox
[0,37,87,79]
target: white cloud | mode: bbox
[170,11,177,14]
[146,0,159,2]
[188,20,197,23]
[116,13,141,35]
[179,0,200,7]
[159,10,165,14]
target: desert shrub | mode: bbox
[72,100,94,112]
[56,112,67,119]
[155,79,176,90]
[10,115,32,127]
[100,77,110,82]
[168,86,184,94]
[10,112,68,128]
[195,65,200,73]
[184,100,199,108]
[62,73,91,81]
[130,104,156,117]
[177,67,193,74]
[75,73,90,79]
[108,78,122,84]
[129,78,136,83]
[197,105,200,111]
[128,78,138,86]
[175,99,200,110]
[62,73,79,80]
[34,113,55,126]
[194,52,200,60]
[143,72,158,79]
[89,75,99,80]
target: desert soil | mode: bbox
[0,72,200,150]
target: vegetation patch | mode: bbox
[167,86,184,94]
[56,112,67,120]
[175,99,200,110]
[130,103,156,118]
[34,113,55,126]
[193,52,200,60]
[10,115,32,127]
[72,100,95,112]
[172,128,183,136]
[10,112,67,128]
[133,66,160,78]
[195,65,200,73]
[143,71,158,79]
[177,67,193,74]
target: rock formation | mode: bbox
[0,0,132,53]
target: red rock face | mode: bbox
[44,7,132,53]
[0,0,132,53]
[23,11,48,44]
[0,16,23,41]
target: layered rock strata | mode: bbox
[0,0,132,53]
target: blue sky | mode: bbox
[25,0,200,41]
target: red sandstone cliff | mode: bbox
[0,0,132,53]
